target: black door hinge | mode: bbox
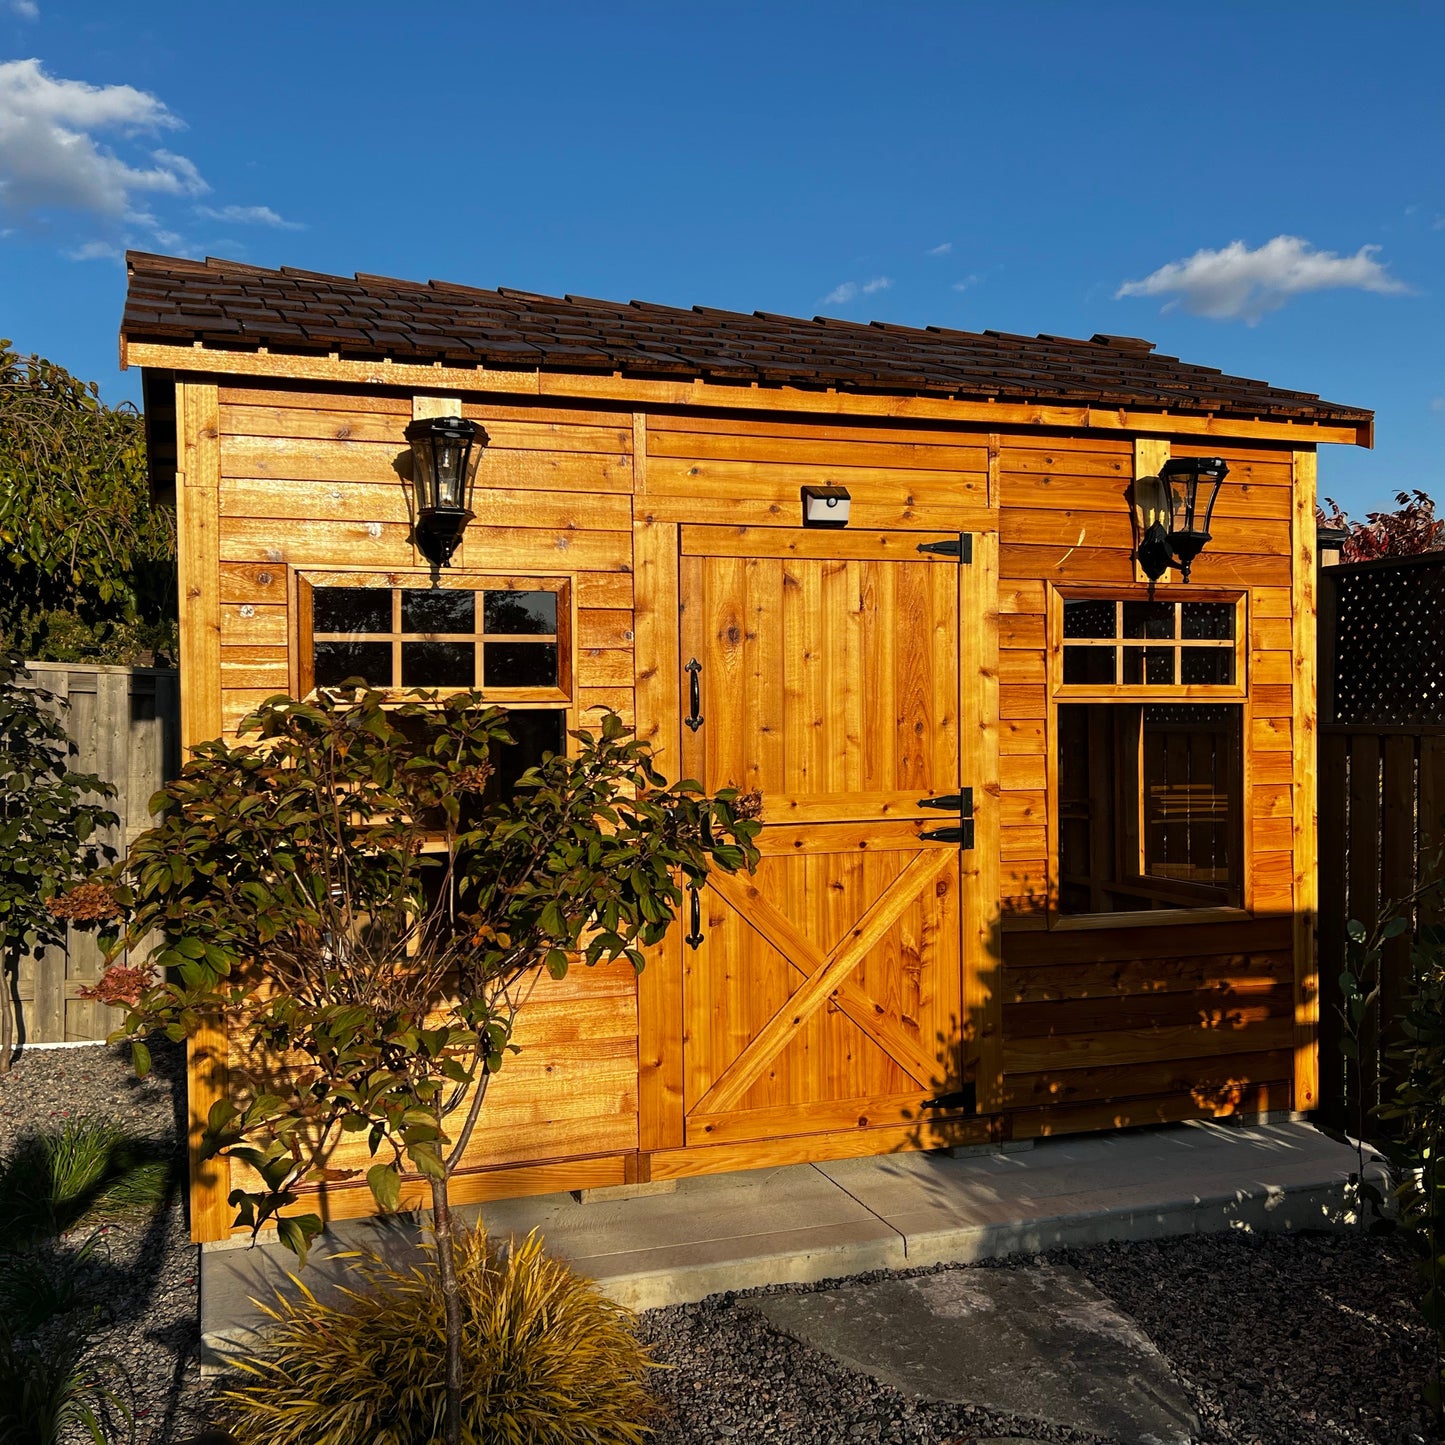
[919,822,975,847]
[922,1083,977,1114]
[916,534,972,562]
[918,788,974,814]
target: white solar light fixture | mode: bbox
[801,484,851,528]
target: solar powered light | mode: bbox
[801,484,851,528]
[1135,456,1230,582]
[405,415,480,567]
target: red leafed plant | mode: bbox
[1319,489,1445,561]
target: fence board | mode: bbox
[12,663,179,1045]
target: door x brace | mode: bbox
[690,848,956,1117]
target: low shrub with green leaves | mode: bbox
[220,1227,657,1445]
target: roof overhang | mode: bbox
[119,338,1373,450]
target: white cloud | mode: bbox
[9,0,39,18]
[0,59,210,232]
[1116,235,1409,323]
[927,242,952,256]
[951,274,979,292]
[197,202,303,229]
[821,276,892,307]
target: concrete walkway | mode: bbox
[200,1117,1373,1362]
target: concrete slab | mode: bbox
[751,1264,1199,1445]
[200,1119,1377,1367]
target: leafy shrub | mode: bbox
[220,1228,657,1445]
[0,1116,171,1245]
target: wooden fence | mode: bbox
[1317,551,1445,1134]
[13,663,180,1045]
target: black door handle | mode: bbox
[685,885,704,949]
[685,658,704,732]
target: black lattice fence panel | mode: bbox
[1328,552,1445,725]
[1317,550,1445,1136]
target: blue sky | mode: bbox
[1,1,1440,518]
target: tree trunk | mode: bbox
[429,1175,464,1445]
[0,938,15,1074]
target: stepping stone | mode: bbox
[752,1264,1198,1445]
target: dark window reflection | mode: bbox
[1123,647,1175,685]
[1181,602,1235,640]
[402,641,476,688]
[402,589,475,634]
[485,642,558,687]
[1122,601,1176,639]
[1063,600,1116,639]
[314,587,391,634]
[1063,646,1115,685]
[484,590,557,636]
[1181,648,1235,685]
[314,640,393,688]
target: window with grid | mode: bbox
[1059,595,1244,694]
[297,572,571,702]
[1052,588,1246,917]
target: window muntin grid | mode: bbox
[1060,596,1242,693]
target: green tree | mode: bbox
[68,688,759,1445]
[0,656,117,1069]
[0,342,175,664]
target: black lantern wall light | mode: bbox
[404,415,481,568]
[1134,456,1230,582]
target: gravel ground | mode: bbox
[0,1037,208,1444]
[638,1233,1442,1445]
[3,1040,1440,1444]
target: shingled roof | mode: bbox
[121,252,1371,427]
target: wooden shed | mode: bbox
[120,253,1373,1242]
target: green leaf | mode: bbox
[131,1039,152,1079]
[276,1213,323,1265]
[366,1162,402,1212]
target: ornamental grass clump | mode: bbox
[220,1227,657,1445]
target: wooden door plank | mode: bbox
[632,516,684,1153]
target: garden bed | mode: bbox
[1,1039,1438,1444]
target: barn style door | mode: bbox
[677,527,971,1148]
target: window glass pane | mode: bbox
[1122,646,1175,685]
[402,588,475,634]
[491,709,567,796]
[1180,647,1235,685]
[1063,646,1115,685]
[484,590,557,636]
[1057,702,1241,915]
[314,640,393,688]
[313,587,391,634]
[1141,704,1240,892]
[1063,600,1116,639]
[1122,601,1176,639]
[484,642,558,688]
[402,641,476,688]
[1181,602,1235,640]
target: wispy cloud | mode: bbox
[8,0,39,19]
[197,202,303,229]
[820,275,892,307]
[951,274,979,292]
[1116,235,1409,323]
[927,242,952,256]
